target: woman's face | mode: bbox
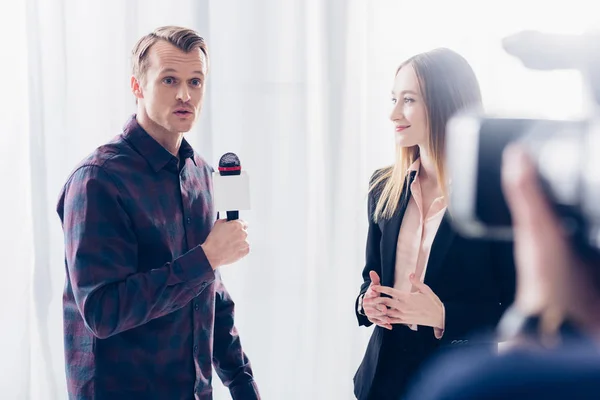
[389,64,428,148]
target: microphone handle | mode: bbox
[227,211,239,221]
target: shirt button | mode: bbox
[194,302,200,311]
[193,345,198,354]
[186,217,192,224]
[197,283,207,295]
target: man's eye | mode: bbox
[191,79,202,87]
[163,77,175,85]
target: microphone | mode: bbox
[213,152,251,221]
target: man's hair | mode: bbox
[131,26,208,80]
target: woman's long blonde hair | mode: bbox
[370,48,483,222]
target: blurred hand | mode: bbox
[501,144,574,323]
[201,219,249,269]
[363,271,392,330]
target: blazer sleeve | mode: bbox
[355,170,385,327]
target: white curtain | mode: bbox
[1,0,596,399]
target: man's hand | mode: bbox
[201,219,249,269]
[372,274,444,329]
[501,144,573,319]
[362,271,392,330]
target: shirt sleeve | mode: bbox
[60,165,215,339]
[210,276,260,399]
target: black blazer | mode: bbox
[353,170,516,400]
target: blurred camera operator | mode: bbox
[404,143,600,400]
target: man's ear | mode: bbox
[131,75,144,100]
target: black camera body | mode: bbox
[446,30,600,255]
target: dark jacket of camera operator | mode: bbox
[352,48,516,400]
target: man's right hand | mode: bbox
[201,219,250,269]
[501,144,579,331]
[363,271,392,330]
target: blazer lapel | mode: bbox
[380,208,404,288]
[379,172,415,287]
[423,212,456,289]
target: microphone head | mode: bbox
[218,152,241,176]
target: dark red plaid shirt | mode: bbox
[56,115,259,400]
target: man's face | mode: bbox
[132,40,208,134]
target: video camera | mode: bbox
[447,30,600,257]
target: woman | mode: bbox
[353,48,516,400]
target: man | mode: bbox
[404,144,600,399]
[57,26,260,400]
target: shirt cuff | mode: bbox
[357,293,366,316]
[170,244,215,287]
[434,303,446,339]
[230,380,260,400]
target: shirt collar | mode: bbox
[122,114,196,173]
[408,157,447,205]
[408,158,421,175]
